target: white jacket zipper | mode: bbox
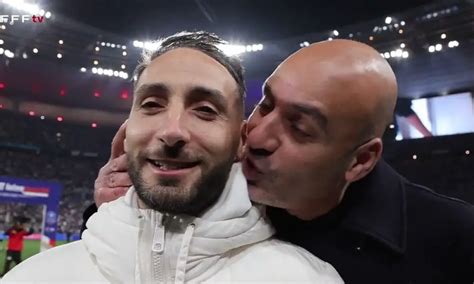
[152,214,165,283]
[174,223,195,284]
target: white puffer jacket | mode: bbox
[3,164,343,283]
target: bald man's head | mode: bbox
[272,39,398,142]
[245,39,399,217]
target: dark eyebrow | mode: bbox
[264,82,328,133]
[188,86,228,112]
[134,83,170,100]
[291,103,328,134]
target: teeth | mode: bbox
[158,163,180,170]
[151,160,192,170]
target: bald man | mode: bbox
[88,39,474,283]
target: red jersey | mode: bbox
[6,228,29,251]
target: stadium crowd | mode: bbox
[0,110,113,236]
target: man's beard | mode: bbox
[127,153,234,216]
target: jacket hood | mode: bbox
[82,163,275,283]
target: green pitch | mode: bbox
[0,240,68,275]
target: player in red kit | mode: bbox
[2,217,33,275]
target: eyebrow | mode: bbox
[263,83,328,133]
[134,83,228,111]
[134,83,170,100]
[188,86,228,112]
[291,103,328,133]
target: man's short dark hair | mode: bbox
[133,31,246,108]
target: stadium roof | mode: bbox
[53,0,433,42]
[0,0,473,115]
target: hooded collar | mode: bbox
[82,163,275,283]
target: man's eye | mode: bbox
[141,101,162,109]
[196,106,218,115]
[291,123,311,138]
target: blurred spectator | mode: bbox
[2,217,33,275]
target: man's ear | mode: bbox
[235,120,248,162]
[345,138,383,183]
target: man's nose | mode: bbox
[246,112,280,157]
[157,110,190,148]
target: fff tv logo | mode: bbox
[0,14,46,25]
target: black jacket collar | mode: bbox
[268,160,408,254]
[341,159,407,254]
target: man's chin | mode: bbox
[247,182,267,203]
[247,182,284,209]
[135,184,196,212]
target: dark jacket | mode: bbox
[268,160,474,284]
